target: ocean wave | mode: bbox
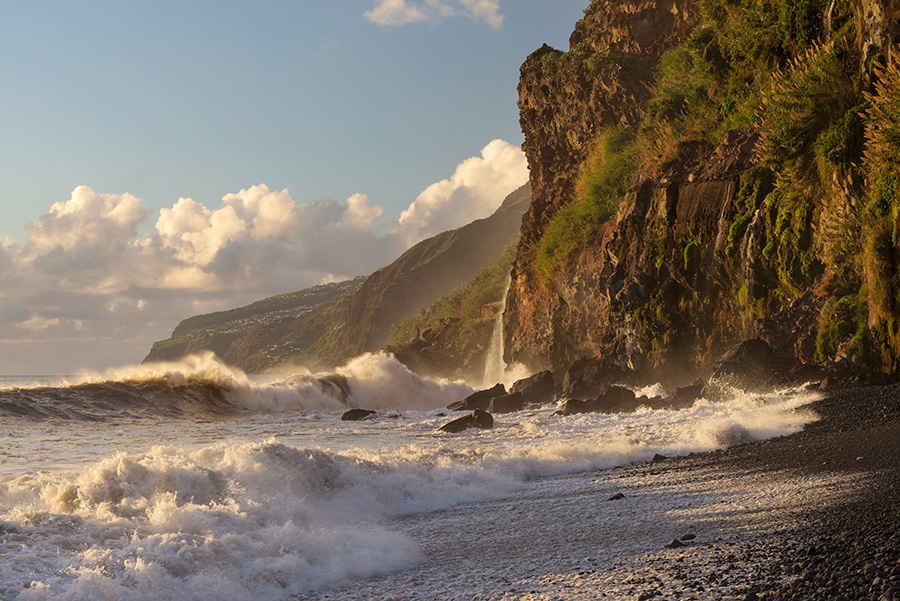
[0,385,821,600]
[0,353,474,422]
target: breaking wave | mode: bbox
[0,352,473,422]
[0,351,825,600]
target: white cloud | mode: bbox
[458,0,504,29]
[364,0,429,26]
[17,316,59,332]
[365,0,503,29]
[394,138,527,244]
[0,140,527,373]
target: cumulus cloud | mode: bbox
[365,0,503,29]
[394,139,527,244]
[0,139,527,373]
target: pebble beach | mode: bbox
[298,384,900,601]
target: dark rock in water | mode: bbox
[595,385,637,413]
[556,398,594,416]
[562,356,641,399]
[489,391,525,414]
[439,409,494,433]
[711,338,785,391]
[652,453,668,462]
[511,370,555,406]
[666,538,685,549]
[561,356,609,399]
[440,414,474,433]
[341,408,376,421]
[451,383,506,411]
[671,379,704,408]
[643,395,668,410]
[607,492,626,501]
[610,400,642,413]
[318,373,352,403]
[471,409,493,429]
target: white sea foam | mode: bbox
[228,352,473,412]
[0,371,821,601]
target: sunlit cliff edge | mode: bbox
[503,0,900,386]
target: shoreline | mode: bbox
[297,384,900,601]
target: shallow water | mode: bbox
[0,352,821,601]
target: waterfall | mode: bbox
[483,278,516,387]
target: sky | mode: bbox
[0,0,588,375]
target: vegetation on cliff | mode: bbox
[389,240,517,346]
[508,0,900,380]
[535,128,638,279]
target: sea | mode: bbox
[0,351,821,601]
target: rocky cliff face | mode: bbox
[507,0,699,378]
[505,0,900,385]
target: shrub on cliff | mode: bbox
[757,44,856,170]
[535,128,638,280]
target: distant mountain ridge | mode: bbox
[143,277,366,366]
[143,183,530,373]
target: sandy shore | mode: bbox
[297,385,900,601]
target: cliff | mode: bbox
[505,0,900,386]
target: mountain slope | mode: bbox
[143,183,529,372]
[143,277,366,366]
[330,183,530,363]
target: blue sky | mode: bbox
[1,0,585,236]
[0,0,588,374]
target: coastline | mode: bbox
[297,384,900,601]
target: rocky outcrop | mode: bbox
[387,317,488,383]
[341,409,376,421]
[503,0,900,386]
[510,370,555,405]
[448,383,506,411]
[506,1,701,382]
[439,409,494,433]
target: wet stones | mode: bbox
[557,398,595,416]
[510,370,555,406]
[710,338,785,391]
[594,385,638,413]
[489,392,525,414]
[439,409,494,433]
[671,379,705,407]
[341,408,376,421]
[448,383,506,411]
